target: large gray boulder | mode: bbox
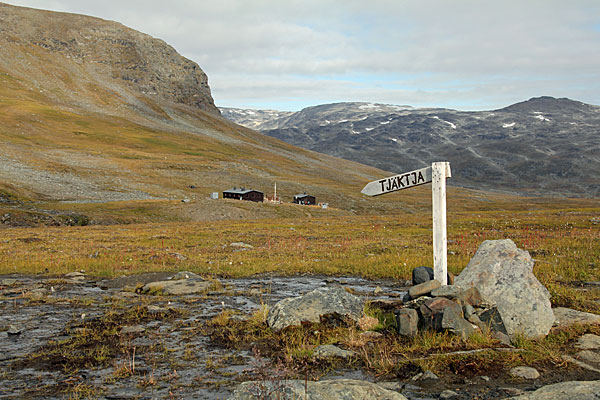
[267,286,364,331]
[454,239,554,338]
[229,379,407,399]
[508,380,600,399]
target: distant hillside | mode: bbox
[221,97,600,197]
[0,3,415,224]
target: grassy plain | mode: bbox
[2,202,599,312]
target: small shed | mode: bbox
[223,187,264,202]
[293,193,316,205]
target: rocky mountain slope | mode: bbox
[0,2,412,224]
[221,98,600,197]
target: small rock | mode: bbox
[576,334,600,350]
[120,325,146,335]
[576,350,600,364]
[480,375,491,382]
[509,366,540,380]
[313,344,355,360]
[463,304,475,319]
[439,389,459,399]
[506,380,600,399]
[431,285,462,298]
[412,266,434,285]
[373,286,383,295]
[7,325,22,336]
[267,286,364,331]
[411,370,439,381]
[396,308,419,337]
[65,272,86,279]
[553,307,600,328]
[170,271,199,280]
[230,242,254,249]
[409,279,441,299]
[1,278,17,286]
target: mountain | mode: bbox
[0,3,413,224]
[221,98,600,197]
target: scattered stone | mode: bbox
[577,334,600,350]
[509,366,540,380]
[454,239,554,338]
[373,286,383,295]
[120,325,146,335]
[507,380,600,399]
[147,305,165,313]
[480,375,491,382]
[266,286,364,331]
[65,271,86,279]
[170,271,200,280]
[439,389,460,399]
[562,355,600,373]
[408,279,441,299]
[229,379,408,400]
[553,307,600,328]
[411,370,439,381]
[1,278,17,286]
[396,308,419,337]
[576,350,600,364]
[230,242,254,249]
[140,278,211,295]
[313,344,355,360]
[7,325,22,336]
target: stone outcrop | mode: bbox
[229,379,407,400]
[454,239,554,338]
[553,307,600,328]
[267,286,364,331]
[139,271,212,295]
[508,380,600,399]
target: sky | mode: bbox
[5,0,600,111]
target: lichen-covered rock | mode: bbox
[313,345,355,360]
[229,379,407,400]
[454,239,554,338]
[553,307,600,328]
[266,286,364,331]
[140,278,211,295]
[507,380,600,399]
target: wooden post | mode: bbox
[432,162,451,285]
[361,161,451,286]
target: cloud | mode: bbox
[5,0,600,109]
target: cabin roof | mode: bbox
[224,188,262,195]
[294,193,314,198]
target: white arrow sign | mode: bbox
[361,162,451,285]
[361,166,432,196]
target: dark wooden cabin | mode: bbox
[223,187,264,202]
[293,193,316,205]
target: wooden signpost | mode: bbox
[361,162,451,285]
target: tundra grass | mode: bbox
[1,207,598,309]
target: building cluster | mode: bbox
[220,187,319,206]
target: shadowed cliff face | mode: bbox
[0,2,219,115]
